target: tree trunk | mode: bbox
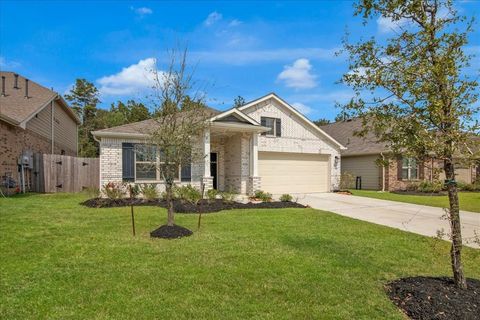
[165,179,175,227]
[444,159,467,289]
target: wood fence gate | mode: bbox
[32,154,99,193]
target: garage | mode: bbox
[258,152,330,194]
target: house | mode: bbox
[0,71,80,190]
[320,118,479,191]
[92,93,345,195]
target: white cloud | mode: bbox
[377,16,409,33]
[97,58,158,96]
[0,56,21,69]
[204,11,222,26]
[291,102,312,115]
[229,19,242,27]
[131,6,153,17]
[277,58,317,89]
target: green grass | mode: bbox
[350,190,480,213]
[1,193,479,319]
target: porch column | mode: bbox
[248,133,261,195]
[202,129,213,193]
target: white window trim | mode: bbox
[134,145,182,183]
[263,117,278,137]
[402,157,419,180]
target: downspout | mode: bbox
[380,152,386,192]
[51,100,55,154]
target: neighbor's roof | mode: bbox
[320,118,387,156]
[0,71,80,127]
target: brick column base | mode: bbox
[202,176,214,195]
[247,176,261,196]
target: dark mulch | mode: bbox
[150,224,193,239]
[81,198,306,213]
[385,276,480,320]
[392,190,447,196]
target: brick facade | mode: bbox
[1,120,76,188]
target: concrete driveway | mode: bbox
[298,193,480,249]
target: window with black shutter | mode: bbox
[181,161,192,182]
[122,143,135,182]
[261,116,281,136]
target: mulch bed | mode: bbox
[392,191,447,196]
[385,276,480,320]
[82,198,306,213]
[150,224,193,239]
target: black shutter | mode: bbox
[122,143,135,182]
[260,117,267,136]
[397,157,403,181]
[181,162,191,182]
[275,118,281,137]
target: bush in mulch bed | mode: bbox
[150,224,193,239]
[385,276,480,320]
[81,198,306,213]
[392,191,447,196]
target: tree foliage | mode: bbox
[313,118,331,126]
[341,0,479,288]
[233,95,246,108]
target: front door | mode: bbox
[210,152,218,189]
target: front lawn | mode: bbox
[1,193,479,319]
[350,190,480,213]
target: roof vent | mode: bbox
[1,76,5,96]
[13,73,19,89]
[24,79,29,98]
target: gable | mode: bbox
[239,93,345,150]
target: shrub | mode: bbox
[127,184,140,199]
[206,189,218,202]
[175,185,202,204]
[84,187,100,199]
[417,180,443,193]
[254,190,272,202]
[103,182,125,199]
[339,171,355,190]
[220,191,236,203]
[280,194,293,202]
[460,183,475,192]
[405,182,419,191]
[140,184,159,200]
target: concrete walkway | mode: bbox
[298,193,480,249]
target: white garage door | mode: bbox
[258,152,329,194]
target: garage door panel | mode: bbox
[258,152,329,194]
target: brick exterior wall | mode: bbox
[242,98,342,190]
[1,120,76,187]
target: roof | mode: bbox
[92,106,222,137]
[0,71,80,127]
[320,118,387,156]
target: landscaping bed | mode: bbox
[386,276,480,320]
[392,190,447,196]
[81,198,306,213]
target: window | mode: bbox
[133,144,188,182]
[135,145,157,181]
[261,117,281,137]
[401,157,418,180]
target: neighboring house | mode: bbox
[92,93,345,195]
[321,118,479,191]
[0,71,80,189]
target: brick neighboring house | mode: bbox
[0,71,80,190]
[321,118,479,191]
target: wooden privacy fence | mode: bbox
[32,154,99,193]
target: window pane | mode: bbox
[402,157,409,168]
[136,145,157,162]
[410,167,418,179]
[136,163,156,180]
[402,168,409,179]
[160,164,180,180]
[265,118,275,134]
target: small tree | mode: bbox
[341,0,479,288]
[145,49,211,229]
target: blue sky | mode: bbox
[1,1,479,121]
